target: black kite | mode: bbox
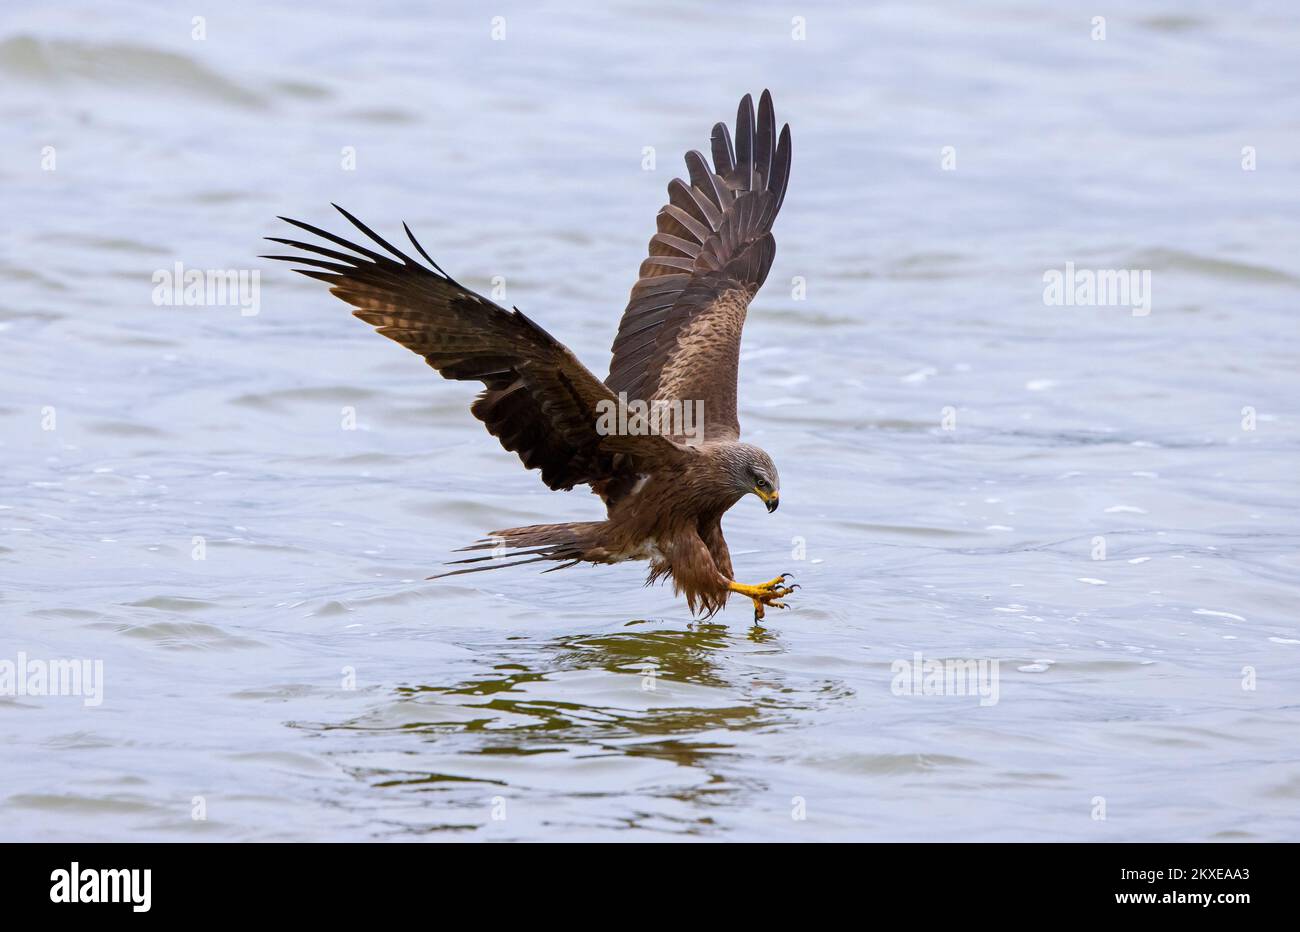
[266,90,796,621]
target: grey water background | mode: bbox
[2,0,1298,841]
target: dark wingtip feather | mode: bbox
[295,269,342,284]
[735,93,755,191]
[755,90,775,184]
[276,214,387,263]
[260,254,353,274]
[402,221,460,286]
[331,203,413,264]
[710,121,735,176]
[683,150,724,210]
[772,123,792,214]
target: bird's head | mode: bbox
[726,443,781,513]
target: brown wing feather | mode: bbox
[264,205,682,494]
[607,90,792,442]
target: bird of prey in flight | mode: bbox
[266,90,796,621]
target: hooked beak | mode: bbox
[754,487,780,513]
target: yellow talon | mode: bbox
[729,582,797,600]
[727,574,798,623]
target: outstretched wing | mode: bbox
[606,90,791,442]
[264,205,681,494]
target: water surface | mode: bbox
[2,0,1299,841]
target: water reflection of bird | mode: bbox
[266,91,796,622]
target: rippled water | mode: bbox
[3,1,1299,841]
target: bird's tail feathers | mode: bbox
[428,521,603,579]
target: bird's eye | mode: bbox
[756,478,769,490]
